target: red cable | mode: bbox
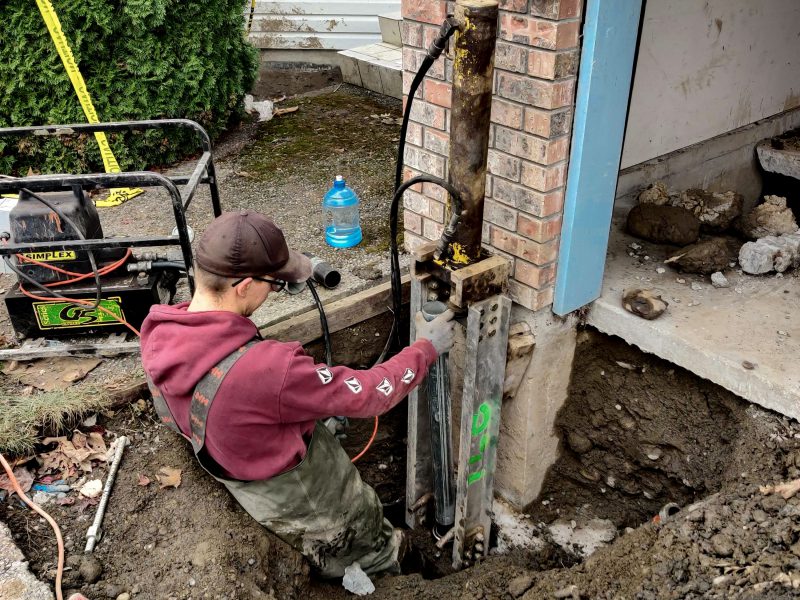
[0,452,64,600]
[351,415,379,463]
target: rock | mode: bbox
[342,562,375,596]
[622,289,668,320]
[567,432,593,454]
[637,181,671,206]
[738,231,800,274]
[79,555,103,583]
[710,533,734,557]
[677,189,743,232]
[710,272,729,288]
[352,262,383,280]
[105,583,123,598]
[553,584,580,599]
[116,594,130,600]
[626,204,700,246]
[665,237,737,274]
[738,195,798,240]
[508,573,534,597]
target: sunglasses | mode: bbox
[230,276,286,292]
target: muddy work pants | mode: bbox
[214,423,400,578]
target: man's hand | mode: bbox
[415,309,456,355]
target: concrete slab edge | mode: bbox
[586,301,800,422]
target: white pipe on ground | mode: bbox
[85,436,128,553]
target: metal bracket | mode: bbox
[406,249,512,568]
[452,294,511,568]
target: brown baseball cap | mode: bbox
[195,211,312,283]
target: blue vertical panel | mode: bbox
[553,0,643,316]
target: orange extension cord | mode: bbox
[0,452,65,600]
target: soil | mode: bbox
[4,329,800,599]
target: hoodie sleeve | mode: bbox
[276,339,438,421]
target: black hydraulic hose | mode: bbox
[385,15,459,354]
[394,17,459,193]
[151,261,187,271]
[307,279,332,366]
[376,175,462,364]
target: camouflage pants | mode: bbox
[215,422,400,578]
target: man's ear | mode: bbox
[233,277,253,298]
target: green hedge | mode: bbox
[0,0,258,174]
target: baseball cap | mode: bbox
[195,211,312,283]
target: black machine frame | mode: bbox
[0,119,223,294]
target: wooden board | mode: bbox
[260,275,410,345]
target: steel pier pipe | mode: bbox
[448,0,499,265]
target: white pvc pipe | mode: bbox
[85,436,128,553]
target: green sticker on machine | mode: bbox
[33,297,124,329]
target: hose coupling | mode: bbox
[427,16,459,60]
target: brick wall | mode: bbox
[401,0,582,311]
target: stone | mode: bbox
[79,555,103,584]
[677,189,743,232]
[738,195,798,240]
[626,204,700,246]
[567,432,593,454]
[116,594,130,600]
[622,289,668,320]
[710,533,734,557]
[710,272,729,288]
[665,237,737,275]
[508,573,534,597]
[739,231,800,274]
[342,562,375,596]
[637,181,671,206]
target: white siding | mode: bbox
[621,0,800,168]
[248,0,400,50]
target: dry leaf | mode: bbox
[77,496,100,513]
[274,106,299,117]
[0,467,34,495]
[4,357,102,391]
[40,431,109,478]
[760,478,800,499]
[157,466,182,489]
[137,474,151,486]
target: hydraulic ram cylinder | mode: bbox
[421,300,455,529]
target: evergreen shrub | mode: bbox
[0,0,258,174]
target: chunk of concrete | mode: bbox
[677,189,743,232]
[0,521,53,600]
[738,196,798,240]
[626,204,700,246]
[636,181,671,206]
[710,272,730,288]
[739,231,800,274]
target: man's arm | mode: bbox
[277,339,438,421]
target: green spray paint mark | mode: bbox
[467,402,492,485]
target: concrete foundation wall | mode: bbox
[616,107,800,212]
[495,308,577,508]
[621,0,800,169]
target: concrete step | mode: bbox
[378,11,402,46]
[338,42,402,99]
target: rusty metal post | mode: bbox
[448,0,498,265]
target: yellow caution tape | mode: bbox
[35,0,143,208]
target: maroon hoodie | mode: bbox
[140,303,438,481]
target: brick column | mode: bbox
[402,0,583,509]
[401,0,581,312]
